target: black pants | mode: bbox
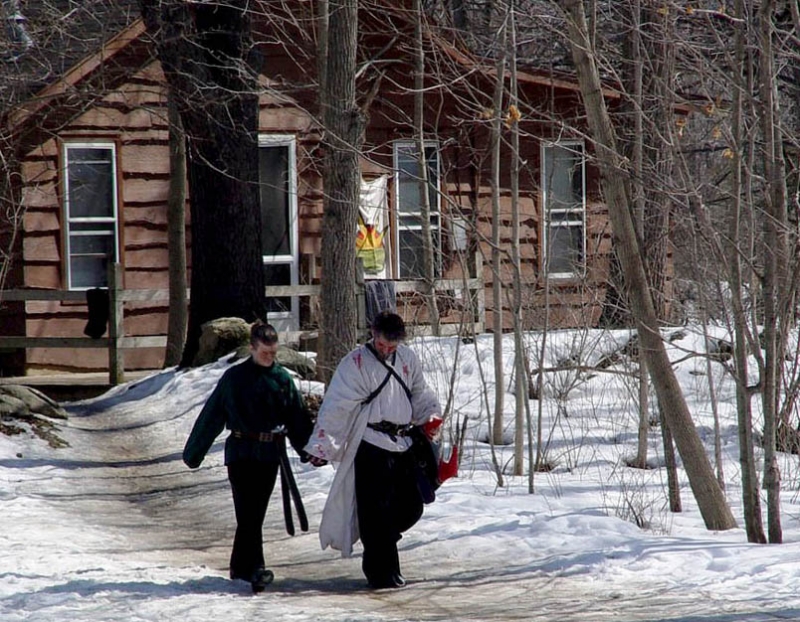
[227,460,279,578]
[354,441,424,583]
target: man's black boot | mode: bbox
[250,567,275,593]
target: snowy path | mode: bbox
[8,450,794,622]
[3,363,800,622]
[6,452,798,622]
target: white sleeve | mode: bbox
[304,351,370,462]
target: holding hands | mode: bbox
[300,451,328,467]
[308,455,328,467]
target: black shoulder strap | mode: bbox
[364,342,413,404]
[362,368,393,406]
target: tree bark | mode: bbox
[414,0,440,336]
[139,0,265,367]
[490,8,507,446]
[729,0,765,543]
[164,96,187,368]
[317,0,364,384]
[508,2,525,477]
[756,0,787,544]
[659,401,681,513]
[624,0,649,471]
[561,0,736,531]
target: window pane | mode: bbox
[69,148,112,164]
[399,229,441,278]
[548,210,582,223]
[264,263,291,313]
[67,148,114,218]
[399,214,420,229]
[544,144,583,210]
[547,224,584,274]
[259,146,291,256]
[544,142,585,276]
[396,142,442,278]
[398,146,423,214]
[70,232,115,255]
[70,255,109,288]
[397,144,439,215]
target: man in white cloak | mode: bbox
[304,311,441,588]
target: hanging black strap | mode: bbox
[364,342,413,404]
[276,435,308,536]
[279,457,295,536]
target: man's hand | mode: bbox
[300,450,328,467]
[423,415,443,440]
[308,455,328,467]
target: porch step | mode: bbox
[0,370,157,403]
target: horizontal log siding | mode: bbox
[467,134,612,331]
[19,64,170,370]
[16,61,328,371]
[13,44,614,372]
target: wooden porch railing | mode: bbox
[0,261,485,385]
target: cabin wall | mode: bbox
[0,172,25,375]
[14,55,620,374]
[416,114,615,333]
[19,63,170,371]
[15,60,330,372]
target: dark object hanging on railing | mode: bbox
[83,288,109,339]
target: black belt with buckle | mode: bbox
[367,421,414,441]
[231,429,283,443]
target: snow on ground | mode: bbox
[4,328,800,621]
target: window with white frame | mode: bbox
[542,141,586,278]
[394,141,441,279]
[63,143,119,290]
[258,135,299,331]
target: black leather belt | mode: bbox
[367,421,414,441]
[231,430,283,442]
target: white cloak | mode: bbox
[304,342,441,557]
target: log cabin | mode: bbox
[0,1,627,375]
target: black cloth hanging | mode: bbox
[364,280,396,327]
[83,288,109,339]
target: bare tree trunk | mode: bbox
[731,10,765,540]
[659,401,681,513]
[628,0,649,470]
[490,6,507,446]
[139,0,265,368]
[414,0,440,335]
[534,293,548,474]
[619,0,676,471]
[756,0,787,544]
[508,1,525,476]
[672,0,764,542]
[164,96,187,368]
[643,4,676,476]
[318,0,364,384]
[0,147,22,298]
[316,0,328,109]
[703,316,725,490]
[562,0,736,530]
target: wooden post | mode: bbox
[475,252,485,332]
[108,263,125,385]
[356,258,366,338]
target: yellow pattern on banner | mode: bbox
[357,176,389,274]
